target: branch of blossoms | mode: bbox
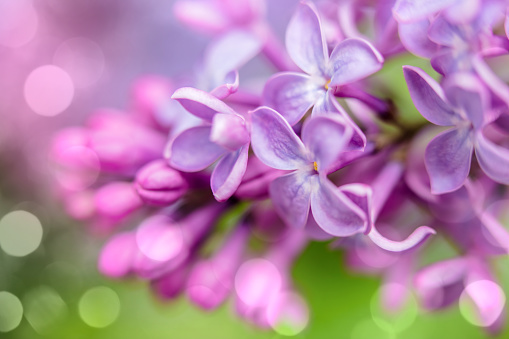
[48,0,509,335]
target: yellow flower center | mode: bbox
[313,161,318,172]
[324,79,331,90]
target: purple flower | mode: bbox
[250,106,367,236]
[263,1,383,125]
[404,66,509,194]
[169,87,250,201]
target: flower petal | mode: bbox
[210,113,249,151]
[328,38,383,87]
[301,114,353,173]
[250,107,309,170]
[398,20,438,59]
[425,127,473,194]
[211,145,249,202]
[169,126,227,172]
[269,171,313,229]
[310,177,367,237]
[172,87,237,122]
[286,2,328,76]
[474,132,509,184]
[368,224,436,252]
[403,66,457,126]
[443,73,488,129]
[263,72,323,126]
[393,0,458,23]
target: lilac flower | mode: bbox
[250,106,367,235]
[169,87,250,201]
[404,66,509,194]
[263,1,384,125]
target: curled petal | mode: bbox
[301,115,353,173]
[169,126,227,172]
[286,1,328,76]
[310,177,367,237]
[250,107,309,170]
[209,70,239,100]
[328,38,383,87]
[475,132,509,184]
[368,224,435,252]
[211,145,249,202]
[403,66,457,126]
[269,171,313,229]
[172,87,237,122]
[425,127,473,194]
[263,72,323,126]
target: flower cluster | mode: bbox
[50,0,509,335]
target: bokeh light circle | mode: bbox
[370,283,418,334]
[0,210,43,257]
[459,280,506,328]
[0,0,38,48]
[0,291,23,332]
[136,221,184,262]
[234,259,282,307]
[266,291,309,336]
[24,65,74,116]
[79,286,120,328]
[54,38,105,88]
[23,286,67,334]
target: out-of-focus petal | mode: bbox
[301,114,352,173]
[203,30,262,90]
[368,224,436,252]
[444,0,480,24]
[263,72,323,126]
[403,66,457,126]
[169,126,227,172]
[443,73,488,129]
[173,0,228,34]
[398,20,438,59]
[269,171,313,229]
[474,132,509,184]
[211,145,249,202]
[286,2,328,76]
[250,107,310,170]
[310,177,367,237]
[472,56,509,108]
[393,0,458,23]
[428,15,464,47]
[172,87,237,122]
[425,127,473,194]
[328,38,383,87]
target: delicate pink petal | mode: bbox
[368,224,435,252]
[263,72,323,126]
[328,38,383,87]
[398,20,438,59]
[286,2,328,76]
[310,177,367,237]
[425,127,473,194]
[269,172,313,229]
[171,87,237,122]
[211,145,249,202]
[474,132,509,184]
[301,115,353,173]
[173,0,228,34]
[169,126,227,172]
[444,0,481,24]
[250,107,310,170]
[403,66,457,126]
